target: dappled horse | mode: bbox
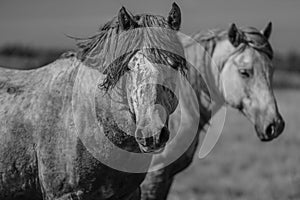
[141,23,285,199]
[0,3,187,200]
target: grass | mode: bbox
[169,89,300,200]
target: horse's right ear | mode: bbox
[118,6,138,30]
[228,23,243,48]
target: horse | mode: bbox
[0,3,187,200]
[141,22,285,200]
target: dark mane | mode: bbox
[239,26,273,59]
[191,26,273,60]
[71,13,186,91]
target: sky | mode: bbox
[0,0,299,53]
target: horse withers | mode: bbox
[0,3,186,200]
[141,22,285,200]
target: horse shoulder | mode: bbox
[33,58,84,195]
[0,57,82,198]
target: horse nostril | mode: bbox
[159,126,170,144]
[265,123,276,138]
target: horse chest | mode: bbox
[69,139,146,199]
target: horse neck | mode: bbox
[184,35,226,126]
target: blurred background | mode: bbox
[0,0,299,199]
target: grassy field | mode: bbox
[169,89,300,200]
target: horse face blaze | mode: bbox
[127,51,178,153]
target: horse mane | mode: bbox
[71,14,186,91]
[190,26,273,60]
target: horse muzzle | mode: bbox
[135,126,170,154]
[255,114,285,142]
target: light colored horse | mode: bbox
[141,22,285,200]
[0,3,186,200]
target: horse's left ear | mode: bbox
[261,22,272,40]
[228,23,243,48]
[167,2,181,31]
[118,6,138,30]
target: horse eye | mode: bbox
[167,57,175,67]
[238,68,253,79]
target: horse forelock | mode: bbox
[240,27,273,60]
[72,13,185,91]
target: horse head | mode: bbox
[214,23,284,141]
[119,4,185,153]
[78,3,186,153]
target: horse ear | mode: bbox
[228,23,243,48]
[167,2,181,31]
[118,6,137,30]
[261,22,272,40]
